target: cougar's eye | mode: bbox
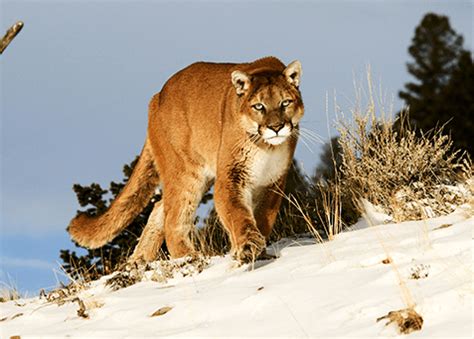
[281,99,292,108]
[252,103,265,111]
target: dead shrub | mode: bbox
[337,78,472,222]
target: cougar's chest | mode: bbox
[249,144,290,187]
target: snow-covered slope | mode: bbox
[1,207,472,338]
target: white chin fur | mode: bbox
[264,136,288,145]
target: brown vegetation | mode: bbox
[337,78,472,223]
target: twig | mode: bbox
[0,21,24,54]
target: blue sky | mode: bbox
[1,0,472,294]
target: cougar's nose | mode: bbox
[268,123,285,133]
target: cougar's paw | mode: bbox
[233,231,266,264]
[256,249,278,261]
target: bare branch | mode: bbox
[0,21,24,55]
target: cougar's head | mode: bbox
[231,60,304,146]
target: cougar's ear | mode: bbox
[283,60,302,88]
[231,70,251,96]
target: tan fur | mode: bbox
[68,57,304,263]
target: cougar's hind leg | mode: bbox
[163,166,209,258]
[129,200,165,263]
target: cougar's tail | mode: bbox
[67,136,160,249]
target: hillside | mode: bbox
[1,206,472,338]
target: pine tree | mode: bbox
[436,51,474,155]
[399,12,472,156]
[399,13,463,118]
[313,136,343,183]
[60,157,160,281]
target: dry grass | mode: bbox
[313,180,344,240]
[273,195,313,240]
[337,75,472,222]
[279,167,358,243]
[0,286,21,303]
[0,276,22,303]
[193,210,230,257]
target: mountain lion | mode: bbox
[68,56,304,263]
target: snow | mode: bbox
[1,206,472,338]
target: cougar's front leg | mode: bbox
[253,176,287,238]
[214,168,266,264]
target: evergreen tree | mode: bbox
[436,51,474,155]
[399,13,463,116]
[60,157,160,280]
[399,13,472,155]
[313,136,343,183]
